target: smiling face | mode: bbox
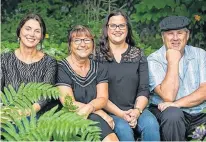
[107,15,128,45]
[70,33,93,59]
[19,19,42,48]
[162,28,189,52]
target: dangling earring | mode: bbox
[68,48,72,55]
[39,40,43,50]
[17,37,20,43]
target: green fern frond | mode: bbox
[0,106,21,123]
[8,85,17,98]
[1,130,18,141]
[1,83,101,141]
[0,91,9,105]
[3,87,13,104]
[16,83,25,96]
[1,83,61,124]
[1,105,101,141]
[1,123,19,140]
[2,83,60,107]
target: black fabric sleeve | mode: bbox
[37,56,57,108]
[43,56,57,85]
[96,62,108,84]
[55,61,73,87]
[137,55,150,98]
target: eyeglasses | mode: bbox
[107,23,127,30]
[72,38,92,45]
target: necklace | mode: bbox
[19,49,38,64]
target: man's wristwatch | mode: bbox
[134,107,143,114]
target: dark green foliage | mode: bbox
[1,0,205,57]
[1,0,130,59]
[131,0,206,52]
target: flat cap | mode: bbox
[159,16,190,31]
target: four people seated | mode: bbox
[1,12,205,141]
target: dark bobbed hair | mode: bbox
[68,25,95,55]
[16,13,46,40]
[99,10,136,61]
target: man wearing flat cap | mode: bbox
[147,16,206,141]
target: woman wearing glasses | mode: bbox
[56,25,118,141]
[97,10,160,141]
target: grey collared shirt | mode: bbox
[148,45,206,114]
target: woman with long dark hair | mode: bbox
[97,10,160,141]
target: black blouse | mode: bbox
[0,52,57,108]
[56,59,108,104]
[97,45,149,111]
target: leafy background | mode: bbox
[1,0,206,59]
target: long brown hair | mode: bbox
[98,10,136,61]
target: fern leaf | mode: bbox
[31,112,37,126]
[87,133,93,141]
[64,121,70,138]
[23,82,33,90]
[17,83,25,95]
[23,93,34,103]
[23,134,35,141]
[32,131,43,141]
[1,123,19,140]
[34,82,44,88]
[51,89,59,100]
[14,119,26,135]
[8,85,17,97]
[1,106,19,123]
[3,87,13,104]
[25,133,36,141]
[14,98,28,108]
[1,131,17,141]
[38,105,58,120]
[0,91,9,105]
[12,101,24,110]
[20,96,33,108]
[21,116,30,133]
[41,85,53,99]
[80,130,87,141]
